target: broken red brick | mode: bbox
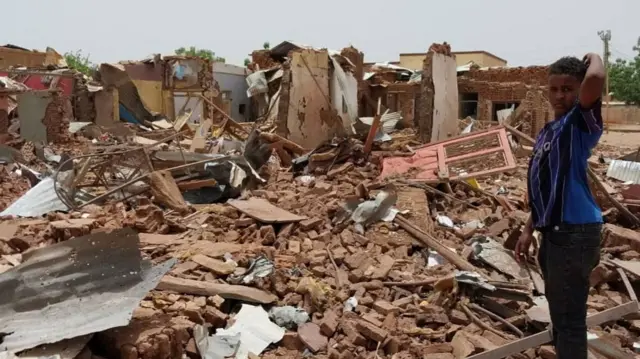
[298,323,328,353]
[372,300,400,316]
[281,332,306,351]
[299,217,323,230]
[320,311,340,337]
[356,320,388,342]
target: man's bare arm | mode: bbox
[579,53,605,109]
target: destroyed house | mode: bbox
[248,41,360,149]
[96,55,221,127]
[457,65,553,137]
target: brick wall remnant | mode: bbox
[463,66,549,85]
[458,72,553,137]
[0,95,9,135]
[250,50,278,71]
[417,53,434,142]
[43,92,72,143]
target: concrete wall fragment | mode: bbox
[94,87,118,126]
[285,50,336,149]
[17,92,50,143]
[329,56,358,135]
[418,51,459,143]
[430,53,459,142]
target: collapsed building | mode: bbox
[457,65,553,137]
[250,41,460,149]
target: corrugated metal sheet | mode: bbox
[358,112,402,134]
[0,228,175,353]
[0,177,95,217]
[606,159,640,184]
[68,122,92,133]
[2,178,65,217]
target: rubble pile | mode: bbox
[1,43,640,359]
[1,120,640,359]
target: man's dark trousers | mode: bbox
[538,223,602,359]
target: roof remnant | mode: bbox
[0,228,175,354]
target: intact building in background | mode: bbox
[398,50,507,70]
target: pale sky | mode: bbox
[4,0,639,67]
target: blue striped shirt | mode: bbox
[527,101,603,229]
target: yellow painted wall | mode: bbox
[479,53,507,67]
[455,53,483,66]
[399,52,507,70]
[131,80,164,114]
[398,54,425,70]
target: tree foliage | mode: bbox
[263,42,270,50]
[244,58,251,66]
[609,38,640,105]
[64,50,95,77]
[175,46,225,63]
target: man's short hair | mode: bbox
[549,56,587,82]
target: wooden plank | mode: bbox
[227,198,307,224]
[157,275,277,304]
[176,179,217,191]
[616,268,638,302]
[467,301,639,359]
[173,109,194,131]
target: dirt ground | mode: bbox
[600,130,640,150]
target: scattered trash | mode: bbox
[343,297,358,312]
[436,214,455,228]
[204,304,285,359]
[336,184,401,234]
[469,236,529,280]
[227,255,274,285]
[268,306,310,329]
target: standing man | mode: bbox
[515,53,605,359]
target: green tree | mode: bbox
[175,46,225,63]
[263,42,270,50]
[64,50,95,76]
[609,38,640,104]
[244,58,251,67]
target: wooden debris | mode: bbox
[227,198,307,223]
[149,170,190,214]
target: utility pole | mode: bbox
[598,30,611,128]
